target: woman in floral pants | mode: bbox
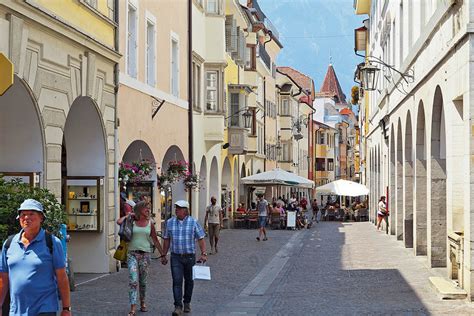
[117,200,166,315]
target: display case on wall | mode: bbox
[65,177,102,232]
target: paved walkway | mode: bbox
[71,222,474,315]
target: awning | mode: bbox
[241,168,314,188]
[316,179,369,196]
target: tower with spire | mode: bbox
[317,63,347,108]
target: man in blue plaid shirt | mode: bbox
[161,200,207,316]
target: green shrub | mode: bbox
[0,175,67,244]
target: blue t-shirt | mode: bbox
[0,229,66,316]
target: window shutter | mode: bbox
[238,29,245,64]
[225,15,233,52]
[230,20,238,53]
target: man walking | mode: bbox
[204,196,223,254]
[0,199,71,316]
[256,194,270,241]
[161,200,207,316]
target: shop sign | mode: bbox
[0,53,14,96]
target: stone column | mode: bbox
[429,157,447,267]
[415,158,427,255]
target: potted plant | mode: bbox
[119,160,156,188]
[183,173,200,191]
[166,160,188,182]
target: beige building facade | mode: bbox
[0,0,119,273]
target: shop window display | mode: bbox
[65,177,101,232]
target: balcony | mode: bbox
[316,171,329,178]
[316,145,327,157]
[204,114,225,144]
[228,127,248,155]
[247,135,257,154]
[353,0,371,15]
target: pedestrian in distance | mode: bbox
[161,200,207,316]
[0,199,71,316]
[117,201,166,316]
[204,196,223,255]
[256,194,270,241]
[376,196,388,231]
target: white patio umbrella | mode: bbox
[241,168,314,188]
[316,179,369,197]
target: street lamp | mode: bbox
[360,62,380,91]
[242,109,253,129]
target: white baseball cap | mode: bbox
[174,200,189,208]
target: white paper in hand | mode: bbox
[192,264,211,280]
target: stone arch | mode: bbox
[63,96,107,273]
[198,156,208,223]
[162,145,187,205]
[415,101,427,255]
[389,125,396,235]
[429,86,447,267]
[404,111,414,247]
[396,119,404,240]
[0,75,45,184]
[121,140,158,212]
[233,157,239,210]
[209,157,219,204]
[221,157,232,217]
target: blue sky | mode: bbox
[258,0,364,103]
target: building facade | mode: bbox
[355,0,474,299]
[0,0,119,273]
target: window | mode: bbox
[230,93,240,127]
[328,159,334,171]
[107,0,114,20]
[316,158,325,171]
[206,71,218,111]
[171,39,179,97]
[319,132,325,145]
[245,45,256,70]
[192,62,202,110]
[207,0,219,14]
[282,143,291,161]
[84,0,97,9]
[127,4,138,78]
[146,21,156,86]
[281,98,289,115]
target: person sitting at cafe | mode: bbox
[236,203,247,214]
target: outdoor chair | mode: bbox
[270,211,281,229]
[247,210,259,229]
[233,212,246,229]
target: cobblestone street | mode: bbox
[71,222,474,315]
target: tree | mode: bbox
[351,86,360,105]
[0,175,67,243]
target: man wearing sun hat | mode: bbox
[161,200,207,316]
[0,199,71,315]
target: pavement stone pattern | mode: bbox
[71,222,474,315]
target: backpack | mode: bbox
[3,232,53,255]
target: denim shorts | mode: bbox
[259,216,267,228]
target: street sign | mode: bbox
[0,53,14,96]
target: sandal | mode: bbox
[128,311,136,316]
[140,304,148,312]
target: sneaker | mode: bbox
[263,237,268,241]
[172,306,183,316]
[183,303,191,313]
[256,237,260,241]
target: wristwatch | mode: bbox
[201,252,207,256]
[63,307,72,311]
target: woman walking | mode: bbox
[117,201,166,315]
[376,196,387,231]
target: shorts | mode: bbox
[259,216,267,228]
[208,223,220,238]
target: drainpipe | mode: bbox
[187,0,194,212]
[113,0,120,266]
[263,76,266,171]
